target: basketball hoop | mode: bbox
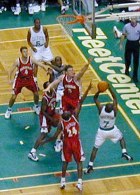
[56,15,85,37]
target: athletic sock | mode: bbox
[31,148,36,153]
[122,148,127,153]
[78,178,82,184]
[89,161,93,166]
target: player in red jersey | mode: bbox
[5,46,47,119]
[42,82,92,191]
[44,59,92,113]
[28,81,60,161]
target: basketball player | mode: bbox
[45,56,66,152]
[45,56,66,110]
[42,82,92,191]
[5,46,47,119]
[84,85,133,174]
[44,59,92,114]
[28,81,60,161]
[27,18,54,84]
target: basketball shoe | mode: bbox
[60,180,66,189]
[122,152,133,161]
[5,108,12,119]
[54,140,63,152]
[28,152,39,161]
[76,183,83,191]
[84,165,93,174]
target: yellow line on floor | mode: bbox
[0,161,139,182]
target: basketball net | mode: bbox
[56,15,85,37]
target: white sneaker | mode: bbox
[54,140,63,152]
[33,105,40,115]
[61,6,66,15]
[113,26,122,38]
[5,109,12,119]
[60,180,66,189]
[28,4,34,15]
[28,152,38,161]
[95,0,98,7]
[40,3,46,11]
[14,4,21,15]
[76,183,83,191]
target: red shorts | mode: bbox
[13,77,38,95]
[62,96,79,113]
[62,138,84,162]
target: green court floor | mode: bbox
[0,95,140,190]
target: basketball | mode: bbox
[97,81,109,92]
[53,113,61,127]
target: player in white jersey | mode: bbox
[46,56,65,106]
[84,84,133,174]
[27,18,54,84]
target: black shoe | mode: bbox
[125,70,129,76]
[84,165,93,174]
[133,77,138,83]
[122,152,133,161]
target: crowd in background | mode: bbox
[0,0,70,15]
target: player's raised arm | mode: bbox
[75,58,92,80]
[94,91,102,114]
[44,61,65,73]
[44,75,64,92]
[108,85,118,111]
[75,82,92,118]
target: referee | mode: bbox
[120,17,140,82]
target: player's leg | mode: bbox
[76,161,83,191]
[110,126,133,161]
[5,94,17,119]
[27,80,40,114]
[5,78,21,119]
[84,129,105,174]
[28,132,46,161]
[28,115,49,161]
[60,161,68,189]
[32,91,40,114]
[113,26,122,38]
[54,132,63,152]
[60,140,72,189]
[120,137,133,161]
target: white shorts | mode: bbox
[94,125,123,148]
[32,45,53,62]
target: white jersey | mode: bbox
[53,67,64,91]
[99,106,116,130]
[30,26,46,47]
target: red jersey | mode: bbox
[41,90,57,116]
[62,75,80,100]
[61,115,79,139]
[17,56,33,78]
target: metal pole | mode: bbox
[92,0,96,39]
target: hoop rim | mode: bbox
[56,14,85,24]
